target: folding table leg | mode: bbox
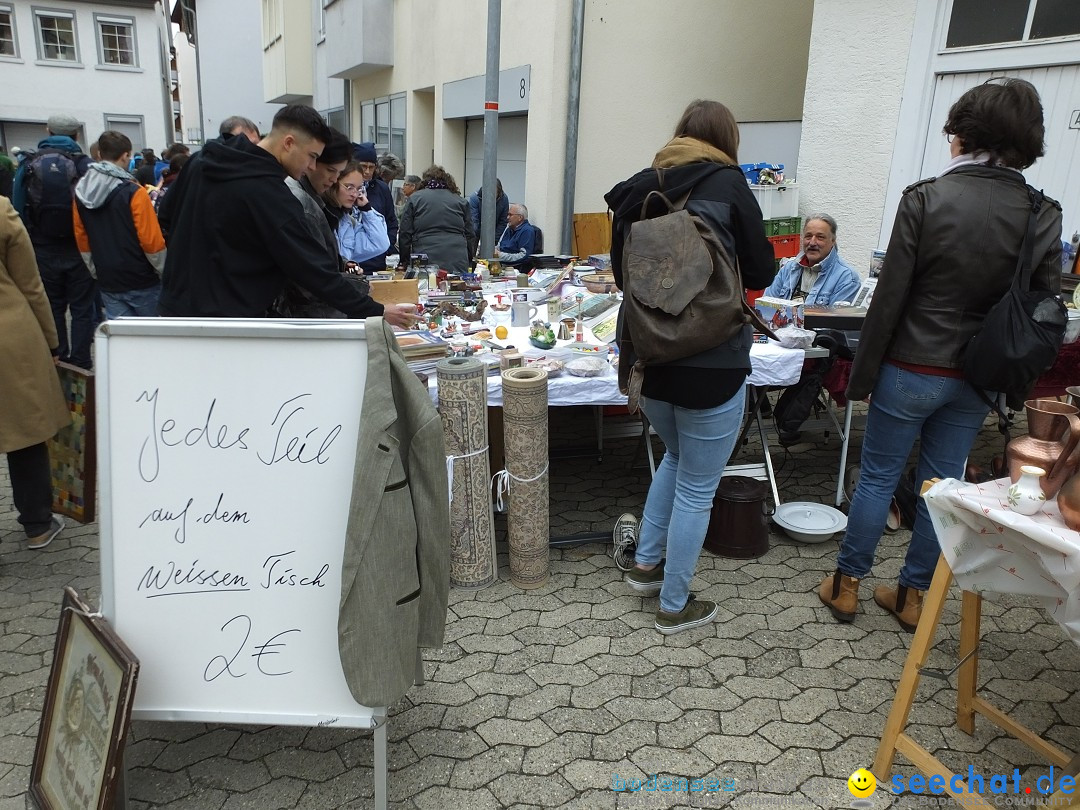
[873,555,953,780]
[755,396,781,506]
[835,399,855,507]
[957,590,982,734]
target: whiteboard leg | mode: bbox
[374,719,388,810]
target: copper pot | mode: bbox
[1057,471,1080,531]
[1006,399,1080,498]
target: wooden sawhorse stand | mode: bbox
[874,554,1079,807]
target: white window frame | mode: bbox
[941,0,1080,54]
[262,0,281,50]
[0,4,19,60]
[359,93,406,157]
[94,13,138,69]
[33,6,79,64]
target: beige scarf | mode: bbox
[651,137,735,170]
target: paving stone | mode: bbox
[667,685,742,712]
[188,757,272,792]
[414,785,502,810]
[780,687,841,723]
[476,718,556,747]
[521,731,592,775]
[386,703,446,741]
[570,673,631,709]
[465,671,537,697]
[125,767,196,806]
[153,728,242,771]
[493,645,555,674]
[656,710,720,749]
[407,681,478,706]
[432,651,497,682]
[553,636,610,665]
[457,633,524,654]
[525,662,599,687]
[408,728,488,760]
[592,719,658,761]
[605,696,683,723]
[448,744,524,790]
[542,706,622,735]
[758,719,842,750]
[538,602,592,628]
[293,767,374,808]
[386,753,455,801]
[720,697,782,736]
[506,684,572,720]
[488,773,576,807]
[441,693,510,730]
[158,788,230,809]
[227,726,308,761]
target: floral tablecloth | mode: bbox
[925,477,1080,646]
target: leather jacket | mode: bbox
[847,165,1062,401]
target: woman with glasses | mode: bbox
[323,161,391,267]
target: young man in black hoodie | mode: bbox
[157,106,416,327]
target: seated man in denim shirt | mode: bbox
[496,203,538,264]
[762,213,861,305]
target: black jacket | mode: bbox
[359,176,398,274]
[605,161,776,407]
[157,136,383,318]
[847,164,1062,400]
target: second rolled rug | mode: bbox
[501,366,550,589]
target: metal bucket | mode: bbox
[703,476,772,559]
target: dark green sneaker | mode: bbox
[624,559,665,595]
[655,594,718,635]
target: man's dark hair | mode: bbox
[219,115,258,138]
[99,131,134,162]
[271,105,332,146]
[943,78,1045,170]
[164,143,191,160]
[168,153,189,174]
[141,148,156,160]
[317,128,352,165]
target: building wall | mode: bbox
[797,0,919,275]
[196,0,281,139]
[342,0,813,253]
[172,24,201,143]
[0,1,171,152]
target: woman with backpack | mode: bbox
[605,99,776,635]
[819,78,1063,633]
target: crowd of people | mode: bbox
[1,82,1065,646]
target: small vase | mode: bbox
[1007,465,1048,516]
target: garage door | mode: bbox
[463,115,528,208]
[920,66,1080,233]
[2,121,49,152]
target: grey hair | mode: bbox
[511,203,528,219]
[219,115,258,138]
[378,153,404,179]
[804,213,838,237]
[403,174,422,185]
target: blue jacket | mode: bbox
[762,248,862,306]
[497,220,537,263]
[11,135,89,221]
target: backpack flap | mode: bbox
[625,208,713,316]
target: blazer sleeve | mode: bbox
[846,188,924,401]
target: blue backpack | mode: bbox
[24,149,86,240]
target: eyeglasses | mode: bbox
[342,183,360,192]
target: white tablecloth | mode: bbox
[427,339,808,407]
[925,477,1080,646]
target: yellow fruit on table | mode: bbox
[495,325,508,339]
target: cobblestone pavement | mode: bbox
[2,404,1078,809]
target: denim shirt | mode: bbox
[762,247,862,306]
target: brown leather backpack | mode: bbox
[620,172,773,411]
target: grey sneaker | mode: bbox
[625,559,665,595]
[27,514,64,550]
[612,513,638,572]
[655,594,718,635]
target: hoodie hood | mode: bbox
[199,134,286,183]
[36,135,85,155]
[75,162,134,209]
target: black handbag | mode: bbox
[962,187,1066,411]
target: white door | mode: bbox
[463,115,528,207]
[919,66,1080,233]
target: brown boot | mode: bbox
[874,583,923,633]
[818,571,860,622]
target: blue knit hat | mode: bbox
[352,141,377,163]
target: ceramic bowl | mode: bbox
[773,502,847,543]
[569,343,606,358]
[566,357,608,377]
[579,273,617,294]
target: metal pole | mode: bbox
[561,0,586,255]
[480,0,501,259]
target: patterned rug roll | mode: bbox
[502,367,550,589]
[437,357,497,589]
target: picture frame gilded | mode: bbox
[29,588,139,810]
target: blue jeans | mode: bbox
[836,364,990,591]
[637,382,745,613]
[35,246,98,370]
[101,284,161,319]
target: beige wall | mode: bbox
[347,0,813,252]
[797,0,918,276]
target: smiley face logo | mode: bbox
[848,768,877,798]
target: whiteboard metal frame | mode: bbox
[95,318,388,810]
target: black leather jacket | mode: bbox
[847,164,1062,400]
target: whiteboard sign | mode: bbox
[97,319,382,727]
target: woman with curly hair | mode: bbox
[398,165,475,272]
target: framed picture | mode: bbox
[29,588,139,810]
[48,363,96,523]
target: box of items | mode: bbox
[754,296,804,330]
[750,183,799,219]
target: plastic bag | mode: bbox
[774,325,815,350]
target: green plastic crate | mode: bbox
[765,216,801,237]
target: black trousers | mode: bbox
[6,442,53,536]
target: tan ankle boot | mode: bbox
[874,583,923,633]
[818,571,860,622]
